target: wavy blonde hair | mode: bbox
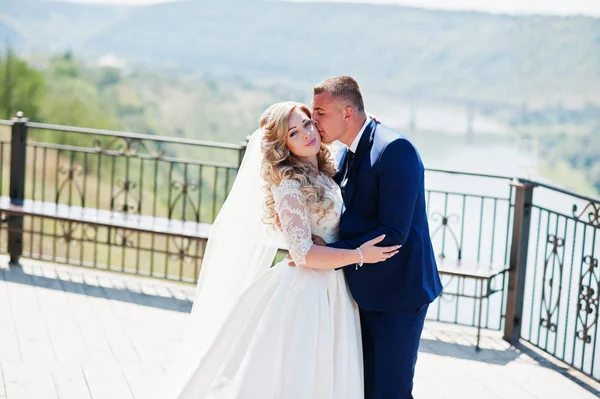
[260,102,337,229]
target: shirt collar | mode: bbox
[349,117,371,153]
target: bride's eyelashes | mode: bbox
[289,120,315,138]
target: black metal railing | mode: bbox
[1,115,247,282]
[517,180,600,382]
[424,169,514,332]
[1,114,599,383]
[25,121,244,219]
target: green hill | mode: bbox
[0,0,598,106]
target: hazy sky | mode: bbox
[62,0,600,17]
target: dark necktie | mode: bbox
[340,150,354,197]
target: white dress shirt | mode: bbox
[349,117,371,153]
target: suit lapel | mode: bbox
[342,119,377,207]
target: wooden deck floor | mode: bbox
[0,257,598,399]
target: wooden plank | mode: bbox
[436,329,535,398]
[2,362,59,399]
[29,265,89,362]
[52,363,93,399]
[81,274,140,363]
[3,266,55,362]
[55,270,116,362]
[0,363,6,399]
[498,361,597,399]
[121,363,164,399]
[82,363,134,399]
[415,354,501,399]
[0,269,22,362]
[97,276,155,362]
[106,278,185,363]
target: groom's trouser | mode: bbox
[360,305,428,399]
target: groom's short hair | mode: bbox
[314,76,365,113]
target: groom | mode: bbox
[312,76,442,399]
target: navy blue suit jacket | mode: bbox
[329,120,442,311]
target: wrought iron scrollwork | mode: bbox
[94,137,165,159]
[111,178,141,213]
[169,236,197,264]
[429,212,462,259]
[540,235,564,332]
[576,255,599,344]
[168,180,200,222]
[573,201,600,227]
[113,228,136,247]
[58,222,97,246]
[55,164,85,205]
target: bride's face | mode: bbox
[285,107,321,158]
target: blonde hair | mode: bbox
[260,101,337,229]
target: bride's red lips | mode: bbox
[306,138,317,147]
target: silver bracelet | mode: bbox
[356,247,364,270]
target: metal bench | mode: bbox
[0,196,211,240]
[0,196,212,272]
[436,258,509,349]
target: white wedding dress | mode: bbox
[174,174,363,399]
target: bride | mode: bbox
[162,101,400,399]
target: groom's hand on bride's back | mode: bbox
[287,235,327,266]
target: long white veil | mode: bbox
[158,128,282,397]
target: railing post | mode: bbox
[503,179,536,345]
[8,111,28,266]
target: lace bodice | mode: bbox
[271,174,343,267]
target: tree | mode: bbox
[52,50,79,79]
[0,44,46,120]
[98,67,121,88]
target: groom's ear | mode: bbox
[343,106,354,120]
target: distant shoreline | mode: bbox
[57,0,600,18]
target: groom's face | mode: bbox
[312,92,345,144]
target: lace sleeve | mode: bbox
[272,180,312,267]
